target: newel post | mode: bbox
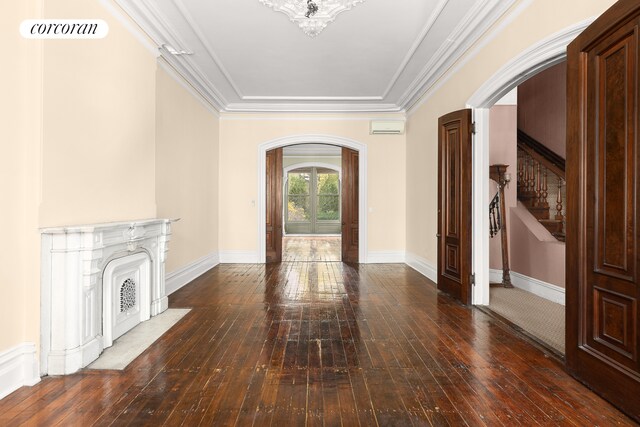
[489,164,513,288]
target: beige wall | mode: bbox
[39,0,158,227]
[219,116,406,254]
[0,0,182,357]
[406,0,616,267]
[155,65,220,272]
[0,1,43,352]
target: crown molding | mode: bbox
[158,59,220,118]
[381,0,450,99]
[223,102,404,113]
[114,0,518,114]
[407,0,533,116]
[98,0,158,58]
[173,0,245,98]
[220,113,405,121]
[241,95,384,101]
[398,0,519,110]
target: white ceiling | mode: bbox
[115,0,517,113]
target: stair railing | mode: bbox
[517,130,566,241]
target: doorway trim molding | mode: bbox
[258,135,368,263]
[465,18,593,305]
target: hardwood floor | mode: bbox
[282,236,341,262]
[0,262,636,426]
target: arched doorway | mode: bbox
[257,135,368,264]
[465,19,593,305]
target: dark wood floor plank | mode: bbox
[0,261,636,426]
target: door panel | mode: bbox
[567,0,640,420]
[438,109,472,305]
[266,148,283,263]
[342,147,359,263]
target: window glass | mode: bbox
[317,172,339,220]
[287,172,311,221]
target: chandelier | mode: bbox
[259,0,366,37]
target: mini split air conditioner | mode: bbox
[369,120,405,135]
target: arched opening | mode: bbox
[283,155,342,262]
[465,20,594,355]
[258,135,368,264]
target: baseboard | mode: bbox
[405,252,437,283]
[0,343,40,401]
[166,252,220,295]
[219,251,260,264]
[366,251,406,264]
[490,269,565,306]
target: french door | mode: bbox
[285,167,341,235]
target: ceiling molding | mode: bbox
[380,0,450,99]
[99,0,159,58]
[219,114,405,121]
[224,102,404,113]
[114,0,229,110]
[158,59,220,118]
[241,95,384,101]
[114,0,521,114]
[397,0,519,110]
[407,0,533,116]
[172,0,245,98]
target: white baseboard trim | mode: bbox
[490,269,565,306]
[0,343,40,401]
[166,252,220,295]
[366,251,406,264]
[405,252,437,283]
[219,251,260,264]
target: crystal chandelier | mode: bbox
[259,0,366,37]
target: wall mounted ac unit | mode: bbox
[369,120,405,135]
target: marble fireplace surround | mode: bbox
[40,219,174,376]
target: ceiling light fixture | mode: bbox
[258,0,366,37]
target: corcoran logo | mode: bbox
[20,19,109,39]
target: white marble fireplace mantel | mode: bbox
[40,218,175,376]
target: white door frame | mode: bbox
[258,135,368,263]
[465,20,592,305]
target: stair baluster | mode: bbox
[541,167,549,208]
[516,129,566,242]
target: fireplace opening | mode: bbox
[102,252,151,349]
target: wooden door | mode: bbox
[265,148,283,263]
[567,0,640,421]
[438,109,473,305]
[342,147,359,263]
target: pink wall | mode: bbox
[489,104,566,288]
[510,204,565,287]
[517,61,567,158]
[489,105,517,271]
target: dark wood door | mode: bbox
[567,0,640,421]
[437,109,472,305]
[342,147,359,263]
[265,147,283,263]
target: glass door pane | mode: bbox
[286,170,312,234]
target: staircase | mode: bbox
[516,129,566,242]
